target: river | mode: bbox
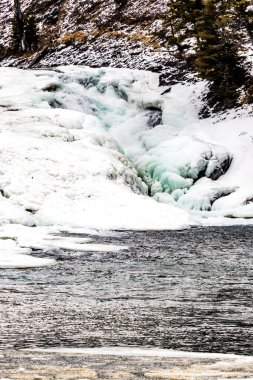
[0,226,252,356]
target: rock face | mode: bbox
[0,0,185,83]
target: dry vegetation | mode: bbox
[59,31,88,44]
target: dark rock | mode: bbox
[145,107,163,128]
[207,157,232,181]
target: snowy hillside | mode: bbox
[0,0,183,84]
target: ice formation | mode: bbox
[0,67,192,232]
[0,65,252,264]
[0,234,55,269]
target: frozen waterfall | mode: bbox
[0,65,252,235]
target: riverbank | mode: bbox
[0,350,253,380]
[1,348,253,379]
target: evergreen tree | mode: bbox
[167,0,250,112]
[24,14,38,50]
[229,0,253,43]
[11,0,24,51]
[167,0,204,52]
[11,1,38,52]
[114,0,127,7]
[194,0,247,110]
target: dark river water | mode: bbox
[0,226,252,355]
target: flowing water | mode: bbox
[0,226,252,355]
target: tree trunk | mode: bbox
[13,0,26,51]
[245,22,253,44]
[14,0,22,21]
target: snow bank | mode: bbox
[20,347,253,380]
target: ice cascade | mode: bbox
[0,65,252,232]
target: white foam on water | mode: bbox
[42,240,128,252]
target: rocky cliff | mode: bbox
[0,0,186,84]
